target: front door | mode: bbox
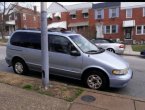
[96,23,104,38]
[48,34,83,79]
[124,27,133,44]
[125,27,132,39]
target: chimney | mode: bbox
[34,6,37,13]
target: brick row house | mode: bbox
[47,2,95,40]
[0,5,40,36]
[47,2,145,44]
[121,4,145,44]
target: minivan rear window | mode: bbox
[10,32,41,50]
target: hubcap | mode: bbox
[15,62,23,74]
[87,74,102,89]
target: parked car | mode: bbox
[140,50,145,56]
[5,29,133,90]
[90,38,125,54]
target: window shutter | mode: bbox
[116,25,119,33]
[109,8,112,18]
[101,9,104,19]
[103,26,106,34]
[95,10,98,19]
[116,7,119,17]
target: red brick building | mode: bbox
[1,5,40,36]
[47,2,145,44]
[47,2,95,39]
[120,5,145,44]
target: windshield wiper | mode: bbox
[86,50,98,53]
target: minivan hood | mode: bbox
[89,51,129,69]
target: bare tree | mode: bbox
[0,2,19,40]
[0,2,35,40]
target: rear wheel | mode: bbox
[83,70,108,90]
[12,59,28,75]
[107,48,115,53]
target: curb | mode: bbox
[50,80,145,102]
[123,53,141,57]
[85,88,145,102]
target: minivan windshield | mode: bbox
[69,35,104,53]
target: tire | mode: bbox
[12,59,28,75]
[83,70,108,90]
[107,48,115,53]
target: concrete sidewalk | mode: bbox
[0,83,70,110]
[0,83,145,110]
[124,45,140,56]
[71,90,145,110]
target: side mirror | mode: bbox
[70,50,81,56]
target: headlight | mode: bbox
[112,68,128,75]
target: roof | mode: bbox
[14,5,40,15]
[93,2,120,9]
[47,2,92,13]
[65,2,92,11]
[121,2,145,9]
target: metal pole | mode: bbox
[41,2,49,89]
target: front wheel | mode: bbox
[107,48,115,53]
[84,70,108,90]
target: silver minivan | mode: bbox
[5,30,133,90]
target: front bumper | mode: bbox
[109,68,133,88]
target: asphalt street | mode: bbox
[0,46,145,99]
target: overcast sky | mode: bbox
[33,2,145,12]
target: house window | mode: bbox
[112,25,117,33]
[34,16,36,21]
[70,14,76,19]
[97,10,101,19]
[111,8,116,18]
[143,7,145,17]
[136,25,145,35]
[9,15,12,20]
[83,13,88,18]
[109,7,119,18]
[95,9,104,19]
[14,13,17,20]
[23,13,26,20]
[70,11,76,19]
[15,14,17,20]
[143,26,145,34]
[106,26,110,34]
[77,26,84,31]
[104,25,118,34]
[126,9,132,18]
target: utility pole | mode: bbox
[41,2,49,89]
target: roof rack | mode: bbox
[16,28,76,34]
[16,28,40,31]
[48,28,76,34]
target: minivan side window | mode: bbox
[48,34,75,54]
[28,33,41,49]
[10,32,41,50]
